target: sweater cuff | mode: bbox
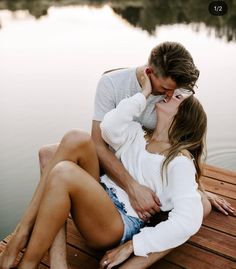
[131,93,147,115]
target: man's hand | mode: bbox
[100,240,133,269]
[206,191,235,216]
[92,121,161,221]
[127,181,161,221]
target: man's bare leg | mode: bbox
[49,224,68,269]
[0,130,99,269]
[39,144,69,269]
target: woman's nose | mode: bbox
[165,90,175,97]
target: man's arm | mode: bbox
[117,251,171,269]
[91,121,161,220]
[99,239,171,269]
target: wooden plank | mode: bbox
[203,210,236,237]
[164,244,236,269]
[149,259,184,269]
[67,218,103,258]
[203,164,236,184]
[189,226,236,260]
[38,265,49,269]
[201,176,236,199]
[2,234,12,244]
[66,245,99,269]
[1,164,235,269]
[41,244,99,269]
[0,240,6,253]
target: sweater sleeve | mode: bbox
[100,93,146,152]
[132,157,203,256]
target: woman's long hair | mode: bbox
[161,95,207,185]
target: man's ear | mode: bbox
[145,67,153,75]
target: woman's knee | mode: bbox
[47,161,78,188]
[200,192,212,219]
[47,161,94,194]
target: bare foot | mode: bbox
[0,229,29,269]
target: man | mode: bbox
[92,41,199,221]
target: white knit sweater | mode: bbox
[100,93,203,257]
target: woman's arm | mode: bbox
[100,68,152,152]
[132,158,203,257]
[100,93,147,152]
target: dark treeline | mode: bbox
[0,0,235,41]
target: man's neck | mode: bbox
[136,65,147,87]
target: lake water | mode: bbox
[0,3,236,239]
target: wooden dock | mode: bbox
[1,164,236,268]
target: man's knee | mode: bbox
[39,144,58,171]
[61,129,93,152]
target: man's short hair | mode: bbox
[148,41,199,91]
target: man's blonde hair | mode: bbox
[148,41,199,92]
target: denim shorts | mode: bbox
[100,182,145,244]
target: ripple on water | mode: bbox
[206,147,236,172]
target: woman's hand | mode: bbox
[140,68,152,98]
[99,240,134,269]
[206,191,235,215]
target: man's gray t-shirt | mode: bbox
[93,68,164,130]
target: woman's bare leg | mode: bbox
[0,130,99,269]
[18,161,124,269]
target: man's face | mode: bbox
[149,72,177,100]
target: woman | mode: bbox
[0,71,234,269]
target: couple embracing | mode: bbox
[0,42,234,269]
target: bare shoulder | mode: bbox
[178,149,193,160]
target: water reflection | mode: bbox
[0,0,235,42]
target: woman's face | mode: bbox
[156,94,186,118]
